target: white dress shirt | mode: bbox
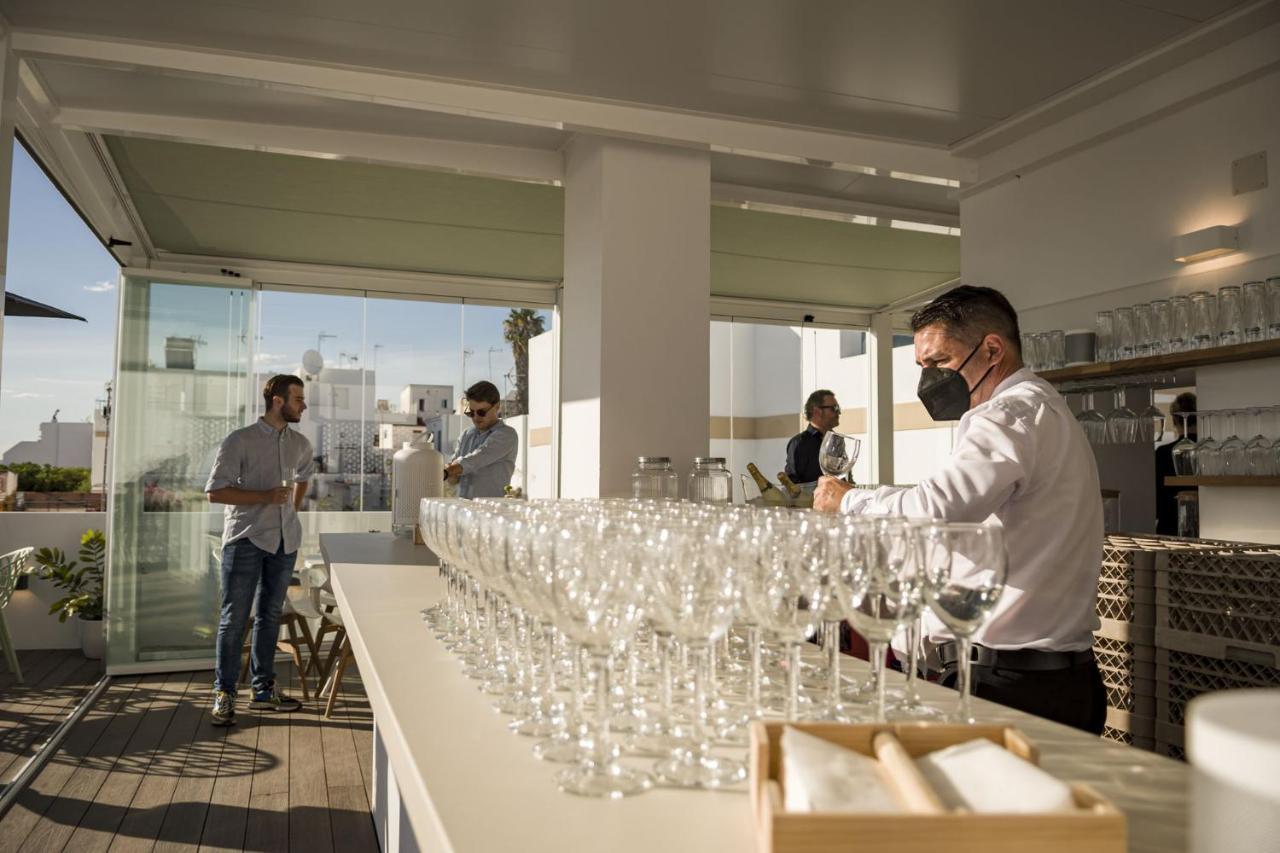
[841,368,1102,651]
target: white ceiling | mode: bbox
[1,0,1253,147]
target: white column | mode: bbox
[560,136,710,497]
[867,312,895,486]
[0,35,18,403]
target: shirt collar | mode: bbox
[256,417,287,436]
[991,366,1036,399]
[804,424,822,436]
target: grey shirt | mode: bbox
[206,419,316,553]
[452,421,518,499]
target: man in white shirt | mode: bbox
[815,285,1106,734]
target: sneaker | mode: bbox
[211,690,237,726]
[249,686,302,712]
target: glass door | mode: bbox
[106,274,253,673]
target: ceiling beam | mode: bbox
[710,182,959,228]
[11,30,976,183]
[52,107,565,184]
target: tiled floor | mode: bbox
[0,652,376,852]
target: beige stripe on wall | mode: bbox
[529,426,553,447]
[708,402,945,439]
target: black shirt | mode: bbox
[785,425,824,485]
[1155,436,1196,535]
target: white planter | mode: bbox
[79,618,105,660]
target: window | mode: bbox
[711,318,871,501]
[839,329,866,359]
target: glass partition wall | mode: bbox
[107,274,554,673]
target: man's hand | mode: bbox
[265,486,292,506]
[445,462,463,485]
[813,476,854,513]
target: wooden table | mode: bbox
[331,558,1190,853]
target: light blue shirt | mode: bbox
[452,421,518,499]
[206,419,316,553]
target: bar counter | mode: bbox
[330,558,1190,853]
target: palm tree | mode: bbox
[502,308,547,416]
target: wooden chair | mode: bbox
[315,591,357,719]
[0,547,35,682]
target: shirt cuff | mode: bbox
[840,487,875,514]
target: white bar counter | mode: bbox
[331,559,1190,853]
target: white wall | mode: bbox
[0,511,104,649]
[2,421,93,468]
[960,28,1280,543]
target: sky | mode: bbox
[1,141,118,455]
[1,139,551,458]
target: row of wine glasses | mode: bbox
[1171,407,1280,477]
[417,498,1008,799]
[1074,387,1167,445]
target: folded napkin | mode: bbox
[781,727,902,813]
[915,738,1076,813]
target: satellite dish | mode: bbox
[302,349,324,375]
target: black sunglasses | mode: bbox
[465,407,492,419]
[814,404,842,414]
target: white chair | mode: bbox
[0,547,35,682]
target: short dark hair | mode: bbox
[804,389,835,421]
[464,380,501,407]
[262,374,303,411]
[909,285,1022,356]
[1171,391,1197,433]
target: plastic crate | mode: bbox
[1095,617,1154,647]
[1093,635,1156,716]
[1155,547,1280,654]
[1154,646,1280,727]
[1096,557,1157,626]
[1103,705,1155,744]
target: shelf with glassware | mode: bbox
[1032,276,1280,384]
[1164,477,1280,486]
[1037,337,1280,384]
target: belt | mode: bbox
[936,641,1095,672]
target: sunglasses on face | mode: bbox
[465,407,492,419]
[815,405,841,415]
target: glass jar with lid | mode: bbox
[632,456,680,500]
[687,457,733,504]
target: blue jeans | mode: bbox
[214,539,296,695]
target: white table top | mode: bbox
[331,562,1190,853]
[319,532,435,567]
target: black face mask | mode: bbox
[916,342,997,422]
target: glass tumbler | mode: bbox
[1095,311,1114,362]
[1242,281,1266,343]
[1189,291,1217,349]
[1134,303,1154,357]
[1114,306,1136,360]
[1268,277,1280,340]
[1217,285,1242,346]
[1150,299,1171,356]
[1169,295,1192,353]
[1047,330,1065,370]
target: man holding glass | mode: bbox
[445,380,518,498]
[205,374,315,726]
[785,389,841,485]
[814,285,1107,734]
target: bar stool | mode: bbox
[316,590,356,719]
[0,547,35,682]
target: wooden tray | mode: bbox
[750,721,1126,853]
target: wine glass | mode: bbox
[1195,411,1222,476]
[550,514,651,798]
[1171,412,1197,475]
[839,517,925,723]
[1105,387,1139,444]
[642,517,746,788]
[1218,409,1248,476]
[1076,390,1107,445]
[819,431,861,481]
[1245,407,1275,476]
[920,522,1008,725]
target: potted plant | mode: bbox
[35,529,106,660]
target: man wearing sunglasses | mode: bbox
[785,389,842,485]
[444,380,518,499]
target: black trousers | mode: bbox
[940,658,1108,735]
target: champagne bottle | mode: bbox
[746,463,787,504]
[776,471,803,499]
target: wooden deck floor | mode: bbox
[0,651,377,853]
